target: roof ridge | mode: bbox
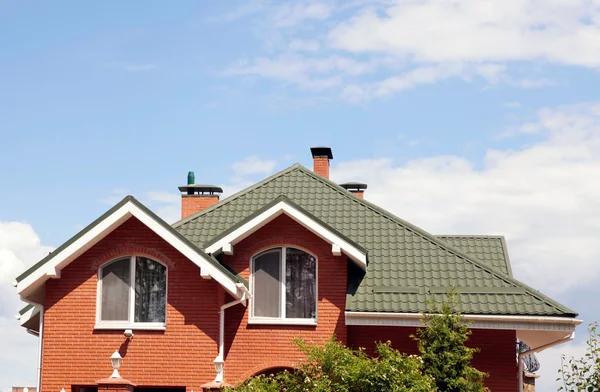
[293,166,575,316]
[172,164,301,229]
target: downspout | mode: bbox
[37,306,44,392]
[214,283,249,383]
[518,332,575,392]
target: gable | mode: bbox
[174,164,576,317]
[16,196,244,304]
[204,196,367,269]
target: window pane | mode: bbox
[134,257,167,323]
[286,248,316,319]
[253,249,281,318]
[101,258,130,321]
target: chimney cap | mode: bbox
[179,184,224,195]
[310,146,333,160]
[340,182,368,191]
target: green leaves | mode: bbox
[412,290,489,392]
[227,291,490,391]
[225,338,434,392]
[559,321,600,392]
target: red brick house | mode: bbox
[15,147,580,392]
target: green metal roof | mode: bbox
[175,164,576,317]
[437,235,513,277]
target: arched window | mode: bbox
[98,256,167,327]
[250,247,317,324]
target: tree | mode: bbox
[412,291,489,392]
[225,338,434,392]
[558,321,600,391]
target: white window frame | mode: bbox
[95,255,168,330]
[249,246,318,326]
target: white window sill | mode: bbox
[94,323,166,331]
[248,318,317,326]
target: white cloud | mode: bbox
[231,156,277,176]
[274,2,333,27]
[331,102,600,294]
[226,55,377,91]
[223,0,598,101]
[328,0,600,67]
[0,222,53,391]
[289,39,321,52]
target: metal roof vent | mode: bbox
[340,182,368,198]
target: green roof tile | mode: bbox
[437,235,513,276]
[174,164,577,317]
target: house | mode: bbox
[15,147,580,392]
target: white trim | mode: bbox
[345,311,583,331]
[93,323,166,331]
[17,199,241,300]
[18,306,40,328]
[96,255,169,328]
[248,318,318,326]
[205,201,367,269]
[249,246,318,325]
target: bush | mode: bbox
[225,338,434,392]
[227,291,488,391]
[558,321,600,391]
[412,291,489,392]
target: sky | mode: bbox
[1,0,600,390]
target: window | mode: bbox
[250,247,317,324]
[97,256,167,328]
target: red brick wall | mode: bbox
[181,195,219,219]
[313,157,330,179]
[221,214,348,383]
[41,217,221,392]
[348,326,518,392]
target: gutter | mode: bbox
[213,283,250,384]
[345,311,582,326]
[517,332,575,392]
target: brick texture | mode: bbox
[41,214,519,391]
[313,157,330,179]
[181,195,219,219]
[348,326,518,392]
[221,214,348,383]
[41,217,221,392]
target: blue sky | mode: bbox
[2,1,600,390]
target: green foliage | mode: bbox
[227,291,489,392]
[558,321,600,392]
[225,338,434,392]
[412,291,489,392]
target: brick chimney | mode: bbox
[179,171,223,219]
[340,182,368,198]
[310,147,333,179]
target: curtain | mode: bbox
[134,257,167,323]
[253,250,282,318]
[285,248,316,319]
[101,258,130,321]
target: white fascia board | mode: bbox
[345,312,583,332]
[205,201,367,269]
[18,306,40,327]
[18,201,241,299]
